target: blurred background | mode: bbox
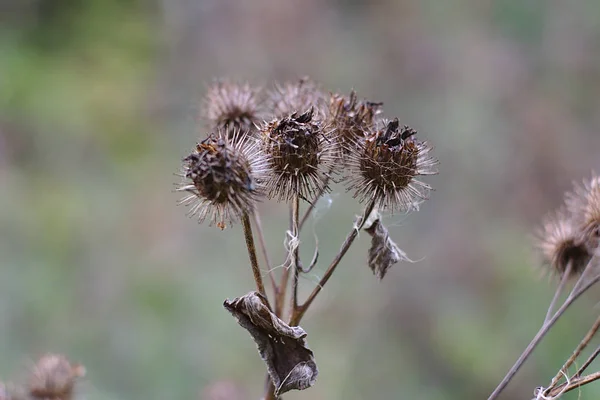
[2,0,600,399]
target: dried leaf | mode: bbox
[223,292,318,396]
[364,212,412,279]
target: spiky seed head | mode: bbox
[566,173,600,250]
[535,209,592,278]
[328,90,382,158]
[177,131,269,228]
[345,118,437,212]
[261,108,333,201]
[28,354,85,400]
[268,77,325,119]
[202,81,263,137]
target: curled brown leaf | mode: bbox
[223,292,318,396]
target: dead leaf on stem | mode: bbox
[223,292,318,396]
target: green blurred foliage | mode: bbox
[2,1,600,399]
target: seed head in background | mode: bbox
[267,77,325,119]
[177,131,270,229]
[261,108,334,202]
[27,354,85,400]
[328,90,382,160]
[202,81,264,137]
[566,173,600,251]
[345,118,437,213]
[535,209,593,279]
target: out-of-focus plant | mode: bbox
[175,78,438,399]
[489,174,600,400]
[1,354,85,400]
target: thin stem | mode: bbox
[543,314,600,395]
[253,211,278,294]
[298,176,330,232]
[574,344,600,378]
[487,257,599,400]
[545,263,572,323]
[241,212,269,305]
[274,205,294,318]
[546,371,600,398]
[291,194,300,309]
[290,198,376,326]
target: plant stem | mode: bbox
[543,314,600,395]
[546,371,600,398]
[545,263,572,323]
[290,198,376,326]
[274,205,294,318]
[487,258,599,400]
[253,211,278,295]
[241,212,269,305]
[298,176,330,232]
[574,344,600,378]
[291,194,301,309]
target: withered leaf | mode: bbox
[364,211,412,279]
[223,292,318,396]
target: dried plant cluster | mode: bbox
[175,77,438,398]
[489,173,600,400]
[0,354,85,400]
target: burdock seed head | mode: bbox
[328,90,382,158]
[177,131,269,229]
[268,77,325,119]
[535,209,592,278]
[566,173,600,250]
[261,108,333,201]
[202,81,263,136]
[28,354,85,400]
[345,118,437,212]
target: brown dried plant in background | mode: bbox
[176,77,438,399]
[202,81,263,137]
[328,90,382,161]
[267,77,324,119]
[489,173,600,400]
[1,354,85,400]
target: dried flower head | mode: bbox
[202,81,263,136]
[28,354,85,400]
[345,118,437,212]
[328,90,382,157]
[268,77,324,118]
[261,108,333,201]
[566,173,600,250]
[177,131,269,228]
[536,209,592,278]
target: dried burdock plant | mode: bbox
[267,77,324,118]
[566,173,600,252]
[328,90,382,160]
[260,108,334,202]
[0,354,85,400]
[489,173,600,400]
[202,81,263,136]
[176,131,270,229]
[28,354,85,400]
[535,209,592,279]
[176,77,437,399]
[345,118,437,213]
